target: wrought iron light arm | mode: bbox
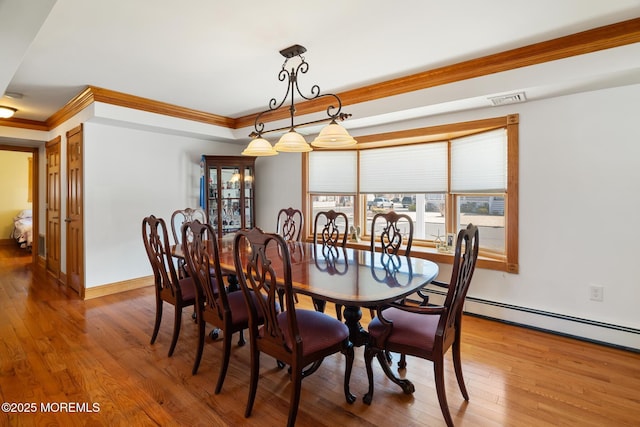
[251,45,349,138]
[242,44,356,156]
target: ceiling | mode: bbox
[1,0,640,139]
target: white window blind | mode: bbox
[451,129,507,193]
[359,142,448,193]
[308,151,357,193]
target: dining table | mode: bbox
[212,237,440,347]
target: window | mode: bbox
[305,114,519,272]
[308,151,357,234]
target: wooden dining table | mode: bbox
[212,237,440,347]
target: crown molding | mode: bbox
[45,86,236,130]
[46,87,96,129]
[0,117,48,131]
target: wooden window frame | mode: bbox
[303,114,519,273]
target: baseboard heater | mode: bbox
[412,289,640,353]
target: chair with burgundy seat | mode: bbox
[370,210,413,256]
[313,209,349,317]
[181,220,262,392]
[276,207,304,306]
[363,224,479,427]
[170,207,207,278]
[142,215,196,357]
[368,210,414,325]
[276,207,304,242]
[234,227,355,427]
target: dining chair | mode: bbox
[313,209,348,248]
[142,215,196,357]
[181,220,262,393]
[367,210,414,323]
[313,209,349,318]
[363,224,479,427]
[276,207,304,306]
[233,227,355,427]
[370,210,414,256]
[170,207,207,278]
[276,207,304,242]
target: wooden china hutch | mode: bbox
[201,155,256,237]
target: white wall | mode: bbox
[82,121,241,288]
[255,84,640,349]
[254,152,304,233]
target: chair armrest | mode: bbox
[387,301,447,315]
[416,280,448,305]
[429,280,449,289]
[374,303,447,343]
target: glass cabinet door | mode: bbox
[244,166,254,229]
[202,156,256,237]
[208,167,218,231]
[221,167,241,234]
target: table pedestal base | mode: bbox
[342,305,369,347]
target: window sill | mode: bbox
[340,240,518,274]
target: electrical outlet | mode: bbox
[589,285,604,302]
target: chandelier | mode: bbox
[242,44,357,156]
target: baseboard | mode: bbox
[84,276,153,300]
[414,290,640,353]
[0,238,15,246]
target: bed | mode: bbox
[11,209,33,249]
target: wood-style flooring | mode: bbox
[0,244,638,426]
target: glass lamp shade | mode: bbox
[0,106,17,119]
[311,121,357,148]
[274,129,312,152]
[242,137,279,156]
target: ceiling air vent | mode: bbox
[488,92,527,106]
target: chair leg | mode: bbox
[215,328,233,394]
[245,345,260,418]
[335,304,343,321]
[452,340,469,400]
[398,353,407,368]
[434,359,454,427]
[287,365,303,427]
[363,346,376,405]
[192,317,205,375]
[312,298,326,313]
[301,359,324,377]
[237,329,246,346]
[150,298,163,344]
[343,342,356,404]
[168,305,182,357]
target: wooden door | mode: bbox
[66,125,84,296]
[46,136,61,278]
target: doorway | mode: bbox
[0,144,39,266]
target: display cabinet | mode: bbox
[202,155,256,236]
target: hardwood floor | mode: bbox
[1,244,638,426]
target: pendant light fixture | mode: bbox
[242,44,356,156]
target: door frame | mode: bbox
[0,144,39,265]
